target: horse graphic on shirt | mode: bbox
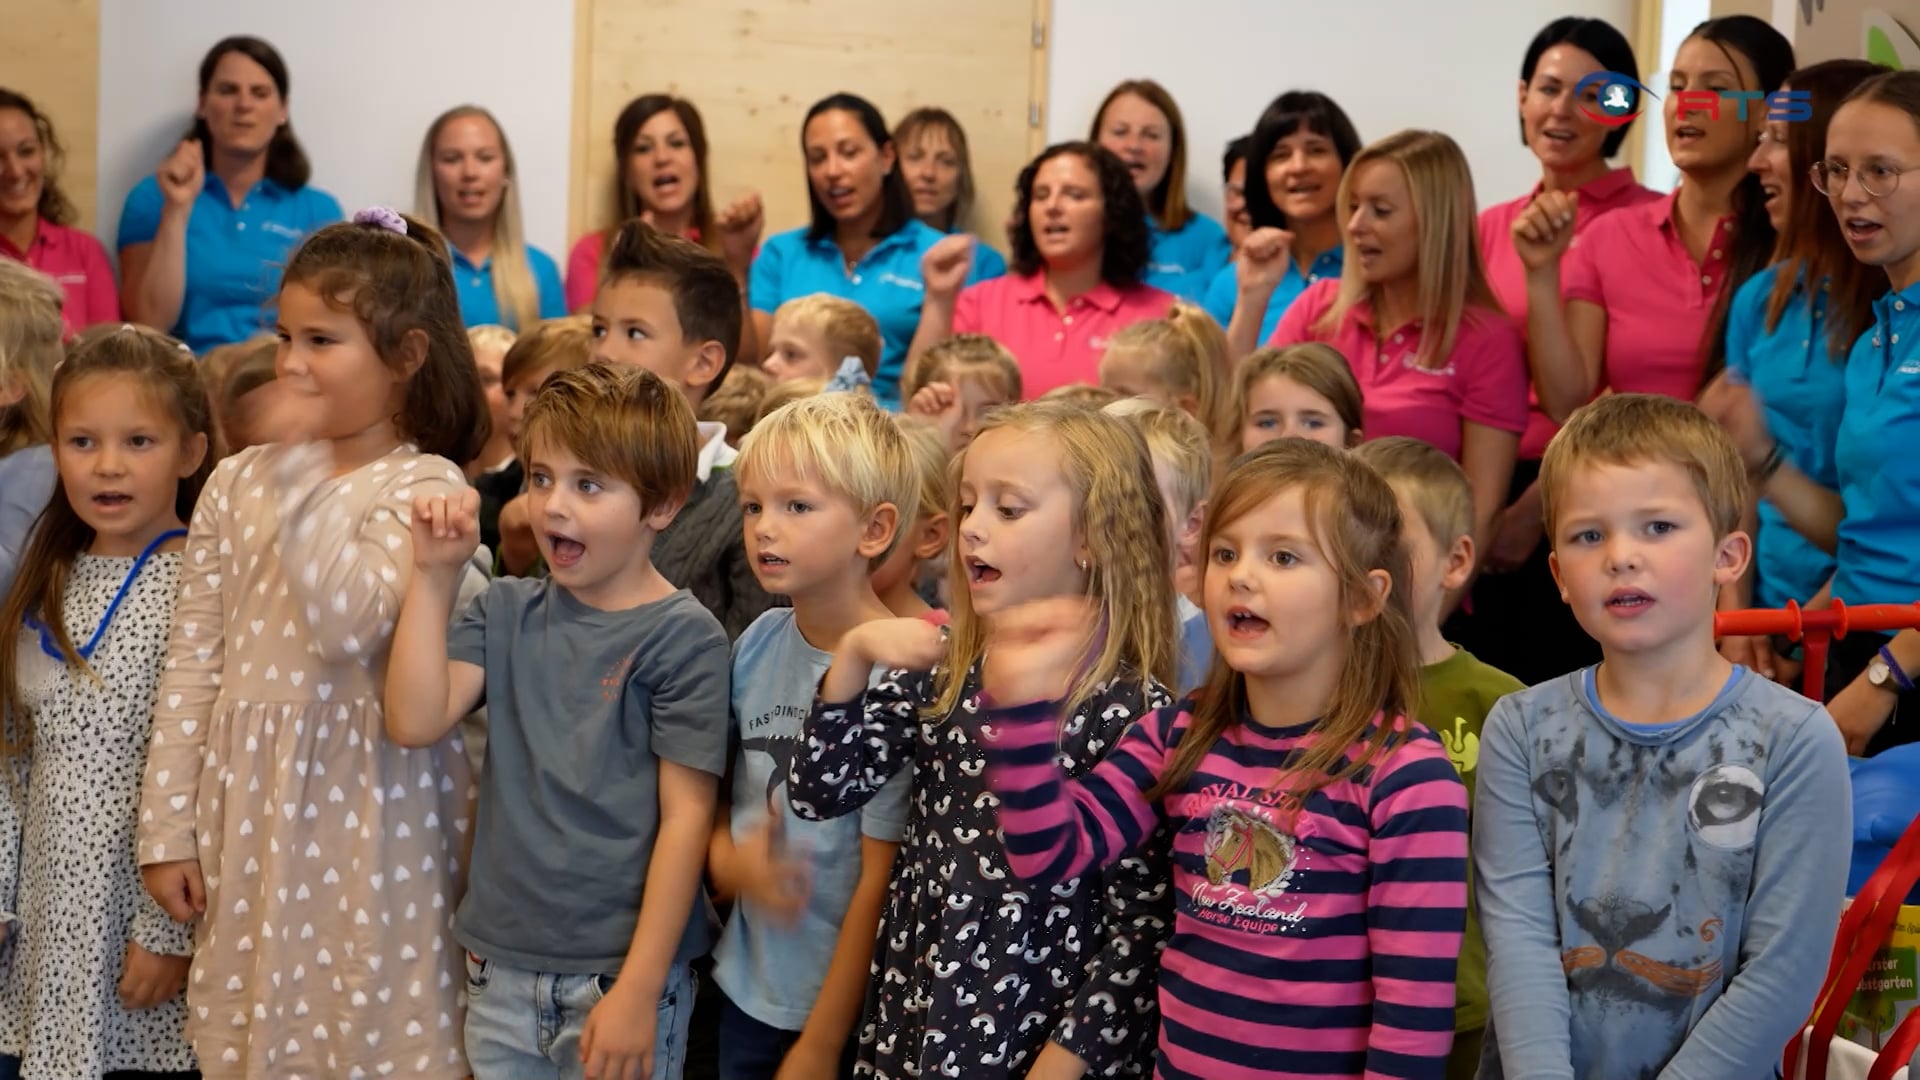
[1203,804,1296,895]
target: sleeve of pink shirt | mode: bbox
[1265,278,1333,348]
[1457,310,1531,434]
[79,234,121,328]
[1558,226,1606,307]
[564,232,602,312]
[951,279,986,336]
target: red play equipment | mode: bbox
[1717,601,1920,699]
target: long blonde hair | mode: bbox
[0,260,62,456]
[415,105,541,330]
[1102,302,1229,445]
[932,401,1178,719]
[1316,130,1503,371]
[1146,440,1421,807]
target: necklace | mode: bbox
[25,528,187,661]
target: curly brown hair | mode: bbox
[1007,143,1150,288]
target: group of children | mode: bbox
[0,198,1853,1080]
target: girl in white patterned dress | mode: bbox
[0,325,215,1079]
[137,209,490,1080]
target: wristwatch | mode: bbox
[1868,645,1916,692]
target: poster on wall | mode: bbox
[1864,8,1918,68]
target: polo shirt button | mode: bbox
[1896,334,1903,345]
[472,278,483,287]
[1393,333,1404,343]
[1063,315,1074,326]
[1875,337,1884,347]
[1711,249,1722,259]
[851,275,862,285]
[1898,300,1907,311]
[1701,275,1712,286]
[237,222,246,231]
[1054,332,1064,342]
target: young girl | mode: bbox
[0,260,62,599]
[871,414,952,621]
[137,207,488,1080]
[976,439,1469,1079]
[1236,343,1364,454]
[787,400,1178,1079]
[903,334,1022,453]
[209,337,277,457]
[1098,302,1230,446]
[0,325,213,1080]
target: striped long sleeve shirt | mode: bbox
[983,700,1469,1080]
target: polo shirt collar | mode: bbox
[1578,167,1640,205]
[202,172,286,205]
[451,246,491,273]
[1009,271,1126,314]
[1875,279,1920,324]
[806,220,920,260]
[1347,294,1423,338]
[0,221,45,260]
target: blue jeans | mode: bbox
[463,952,694,1080]
[715,992,857,1080]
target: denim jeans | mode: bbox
[714,991,858,1080]
[463,951,694,1080]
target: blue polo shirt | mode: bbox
[972,241,1009,280]
[1143,211,1230,303]
[451,245,567,329]
[749,218,1000,407]
[1726,264,1852,609]
[117,173,342,354]
[1833,279,1920,607]
[1201,246,1345,341]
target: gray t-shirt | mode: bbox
[449,578,731,974]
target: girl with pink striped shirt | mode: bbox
[978,439,1469,1080]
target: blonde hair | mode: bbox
[1039,384,1123,410]
[1540,394,1748,543]
[0,260,62,456]
[756,375,827,426]
[1236,344,1364,438]
[519,362,698,517]
[415,105,542,330]
[893,413,954,526]
[1352,436,1473,550]
[1104,396,1212,525]
[699,365,770,447]
[467,323,518,357]
[1316,130,1503,371]
[933,401,1178,719]
[904,334,1022,402]
[501,315,593,391]
[1102,301,1229,440]
[773,294,884,378]
[1147,440,1420,807]
[739,392,920,568]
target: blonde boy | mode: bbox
[1104,396,1211,691]
[763,294,883,385]
[708,393,917,1078]
[1475,395,1849,1080]
[872,414,953,620]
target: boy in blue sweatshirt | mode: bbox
[1474,393,1851,1079]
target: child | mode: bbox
[591,219,774,640]
[210,336,277,456]
[1104,396,1212,692]
[138,208,490,1080]
[1476,394,1850,1078]
[871,414,951,621]
[763,293,883,385]
[493,316,594,574]
[700,365,771,449]
[465,323,519,483]
[1038,383,1123,410]
[387,362,730,1080]
[1236,343,1363,454]
[977,438,1470,1079]
[902,333,1021,452]
[0,325,213,1079]
[1352,435,1523,1080]
[0,261,62,599]
[709,393,917,1079]
[788,400,1177,1079]
[1098,302,1230,442]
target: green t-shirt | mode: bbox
[1418,646,1524,1037]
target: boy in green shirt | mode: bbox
[1355,437,1523,1080]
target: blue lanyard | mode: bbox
[25,528,187,662]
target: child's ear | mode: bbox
[1352,567,1392,625]
[685,341,727,392]
[180,431,210,478]
[1441,532,1475,592]
[914,511,950,560]
[1712,528,1753,589]
[396,329,430,379]
[1345,426,1364,449]
[1548,549,1569,604]
[644,494,687,533]
[858,502,902,561]
[0,373,25,409]
[1183,499,1207,544]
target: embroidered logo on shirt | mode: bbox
[1186,795,1310,934]
[1899,356,1920,376]
[261,222,305,240]
[877,271,924,292]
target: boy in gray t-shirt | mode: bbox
[387,363,730,1080]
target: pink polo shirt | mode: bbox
[0,219,119,335]
[1268,278,1529,460]
[566,226,709,312]
[952,271,1176,398]
[1479,169,1662,458]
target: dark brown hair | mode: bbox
[0,324,215,756]
[279,213,488,464]
[609,94,720,255]
[1007,143,1150,287]
[802,93,915,243]
[193,36,312,191]
[1089,79,1194,231]
[0,88,75,225]
[603,219,745,385]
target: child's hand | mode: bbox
[848,617,948,674]
[497,493,538,576]
[249,382,327,446]
[410,490,482,573]
[982,596,1101,707]
[580,980,657,1080]
[907,381,965,446]
[141,860,206,924]
[920,234,975,299]
[1484,490,1545,574]
[119,940,190,1010]
[732,815,812,922]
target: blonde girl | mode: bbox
[1236,343,1365,454]
[903,333,1022,452]
[415,105,565,329]
[1098,301,1230,444]
[788,400,1177,1079]
[0,260,62,598]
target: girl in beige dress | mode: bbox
[138,209,492,1080]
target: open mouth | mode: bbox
[546,533,585,568]
[1606,589,1653,613]
[1226,607,1270,638]
[1844,216,1885,244]
[757,552,790,569]
[966,556,1001,586]
[1283,181,1322,197]
[826,185,856,203]
[653,174,681,193]
[1040,222,1072,239]
[1542,127,1578,144]
[1674,125,1707,143]
[93,491,133,510]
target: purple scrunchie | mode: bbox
[353,206,408,236]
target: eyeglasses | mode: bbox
[1811,160,1907,198]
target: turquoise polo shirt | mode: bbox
[1726,264,1852,609]
[117,173,342,354]
[972,241,1009,280]
[451,244,567,329]
[749,218,1000,407]
[1833,279,1920,607]
[1201,246,1344,340]
[1143,211,1229,303]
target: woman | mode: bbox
[895,107,1007,277]
[1214,91,1363,356]
[910,142,1171,398]
[0,89,117,332]
[1091,79,1228,303]
[750,93,999,408]
[1221,134,1251,252]
[416,105,564,329]
[118,36,341,354]
[1268,130,1528,553]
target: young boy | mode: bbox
[1353,436,1523,1080]
[1475,394,1850,1080]
[707,393,918,1079]
[1103,396,1211,691]
[763,293,883,385]
[592,219,776,639]
[386,363,730,1080]
[493,315,594,576]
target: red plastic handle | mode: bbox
[1715,600,1920,641]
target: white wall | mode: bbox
[95,0,576,262]
[1047,0,1643,220]
[1639,0,1714,194]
